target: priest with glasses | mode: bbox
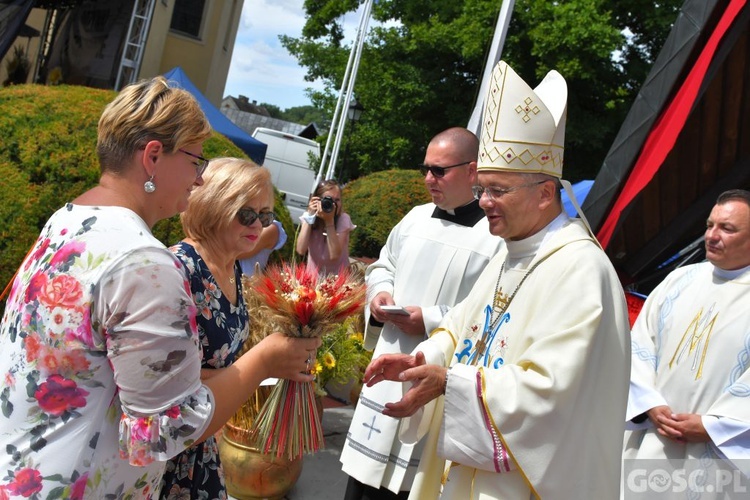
[364,61,631,499]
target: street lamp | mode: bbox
[347,97,365,122]
[342,98,365,182]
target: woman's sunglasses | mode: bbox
[237,208,275,227]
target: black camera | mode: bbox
[320,196,336,213]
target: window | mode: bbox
[170,0,206,39]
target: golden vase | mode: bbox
[219,422,303,500]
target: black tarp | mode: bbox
[0,0,35,61]
[582,0,724,231]
[581,0,750,292]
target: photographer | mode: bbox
[296,179,356,275]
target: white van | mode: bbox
[252,128,320,223]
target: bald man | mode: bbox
[340,127,504,499]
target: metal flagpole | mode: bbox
[466,0,516,136]
[313,0,374,190]
[313,2,368,190]
[325,0,373,181]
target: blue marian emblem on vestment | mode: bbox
[456,304,509,368]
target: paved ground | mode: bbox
[285,401,354,499]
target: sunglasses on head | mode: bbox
[237,208,275,227]
[418,160,471,178]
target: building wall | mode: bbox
[138,0,176,82]
[152,0,243,106]
[1,0,242,105]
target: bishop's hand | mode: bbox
[366,352,446,418]
[364,352,416,386]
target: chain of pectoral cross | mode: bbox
[472,255,551,363]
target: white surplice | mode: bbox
[399,215,631,499]
[340,202,503,493]
[623,262,750,495]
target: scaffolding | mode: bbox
[115,0,155,90]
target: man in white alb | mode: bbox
[340,127,504,499]
[364,60,631,499]
[623,189,750,498]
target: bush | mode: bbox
[0,83,294,315]
[3,46,31,86]
[343,169,431,259]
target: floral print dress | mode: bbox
[0,204,213,499]
[159,243,249,500]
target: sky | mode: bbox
[224,0,363,110]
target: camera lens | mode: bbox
[321,196,335,213]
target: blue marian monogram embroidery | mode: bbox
[456,304,510,368]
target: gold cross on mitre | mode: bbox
[494,287,510,311]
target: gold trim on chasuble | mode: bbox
[668,306,719,380]
[429,327,458,351]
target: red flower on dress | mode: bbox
[38,274,83,309]
[58,349,90,375]
[130,417,154,442]
[26,239,50,271]
[69,473,88,500]
[66,308,94,348]
[34,374,89,416]
[24,334,42,363]
[6,467,43,497]
[24,272,48,303]
[166,405,181,419]
[49,241,85,268]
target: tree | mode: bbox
[282,0,683,182]
[260,102,283,118]
[282,105,330,129]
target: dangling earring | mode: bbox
[144,175,156,193]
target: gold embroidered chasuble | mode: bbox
[399,217,630,499]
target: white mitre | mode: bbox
[478,60,567,177]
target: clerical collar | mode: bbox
[713,262,750,281]
[506,212,568,263]
[431,199,485,227]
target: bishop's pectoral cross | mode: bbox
[474,337,487,360]
[494,287,510,312]
[472,288,510,363]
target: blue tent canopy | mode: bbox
[163,67,267,164]
[561,180,594,217]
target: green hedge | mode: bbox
[0,84,434,317]
[0,84,294,316]
[343,169,431,259]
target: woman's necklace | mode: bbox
[198,244,236,286]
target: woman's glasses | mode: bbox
[237,208,275,227]
[418,161,471,178]
[179,149,210,177]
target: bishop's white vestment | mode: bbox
[623,262,750,497]
[340,201,503,493]
[400,215,630,499]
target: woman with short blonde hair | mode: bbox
[0,78,319,499]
